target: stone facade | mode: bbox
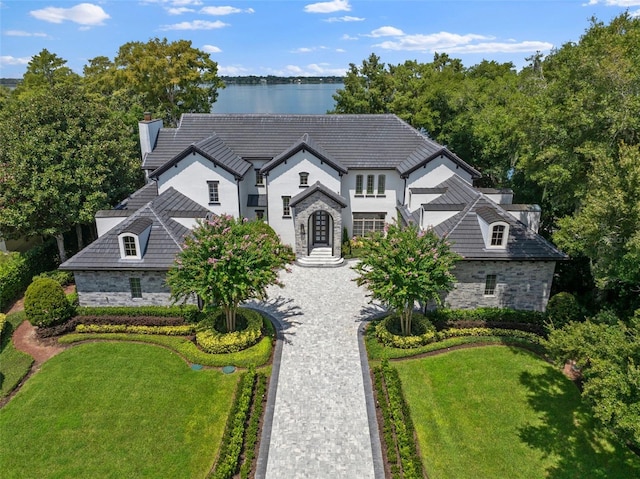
[293,192,343,258]
[444,260,556,311]
[74,270,174,307]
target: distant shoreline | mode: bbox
[0,76,345,89]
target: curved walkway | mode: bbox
[249,261,385,479]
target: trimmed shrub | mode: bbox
[0,241,58,311]
[75,324,195,336]
[546,292,584,328]
[375,313,437,349]
[75,305,201,322]
[0,313,6,338]
[196,309,263,354]
[24,277,74,327]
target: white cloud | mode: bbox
[372,29,553,56]
[4,30,48,37]
[584,1,640,5]
[0,55,31,66]
[368,26,405,37]
[336,48,346,53]
[218,64,250,76]
[341,34,358,41]
[291,46,328,53]
[167,7,194,15]
[200,6,254,15]
[30,3,110,26]
[160,20,229,30]
[202,44,222,53]
[325,15,364,22]
[447,40,554,54]
[304,0,351,14]
[267,63,348,76]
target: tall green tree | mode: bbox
[85,38,224,127]
[0,82,141,261]
[554,143,640,310]
[331,53,394,114]
[167,216,295,332]
[352,222,459,336]
[546,310,640,449]
[18,48,79,91]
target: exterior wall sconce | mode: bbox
[300,223,305,236]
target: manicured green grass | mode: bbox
[58,313,276,368]
[0,312,33,398]
[394,346,640,479]
[0,342,238,479]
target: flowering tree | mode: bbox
[353,221,459,336]
[167,215,295,332]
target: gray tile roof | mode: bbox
[427,179,566,261]
[96,183,159,218]
[262,133,348,175]
[60,188,209,271]
[121,217,153,235]
[149,134,252,180]
[290,181,348,208]
[142,114,479,177]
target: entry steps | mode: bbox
[297,246,344,267]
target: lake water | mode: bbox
[212,83,343,114]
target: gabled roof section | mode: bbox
[261,133,347,175]
[290,181,347,208]
[142,114,480,173]
[60,188,208,271]
[96,183,159,218]
[149,134,251,180]
[423,176,566,261]
[397,145,481,179]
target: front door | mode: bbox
[312,211,329,246]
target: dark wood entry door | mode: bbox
[312,211,329,245]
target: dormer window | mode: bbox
[122,235,137,257]
[118,217,152,260]
[489,222,509,248]
[491,224,505,246]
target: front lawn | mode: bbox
[0,312,33,399]
[394,346,640,479]
[0,342,237,478]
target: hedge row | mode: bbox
[426,307,546,326]
[373,360,424,479]
[36,314,189,339]
[0,313,6,338]
[0,241,58,311]
[375,315,436,349]
[210,370,260,479]
[75,324,195,336]
[75,305,201,322]
[239,373,267,479]
[196,309,263,354]
[376,318,544,350]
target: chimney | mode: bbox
[138,113,163,162]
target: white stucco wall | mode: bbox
[421,210,462,229]
[156,153,240,217]
[96,216,128,237]
[404,155,473,197]
[267,150,342,247]
[341,169,402,235]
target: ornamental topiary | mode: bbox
[196,308,264,354]
[24,277,74,327]
[375,313,437,349]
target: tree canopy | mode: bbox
[167,216,295,332]
[352,222,459,336]
[84,37,224,127]
[0,53,141,261]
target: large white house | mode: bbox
[60,113,565,310]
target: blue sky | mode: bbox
[1,0,638,78]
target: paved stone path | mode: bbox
[249,261,385,479]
